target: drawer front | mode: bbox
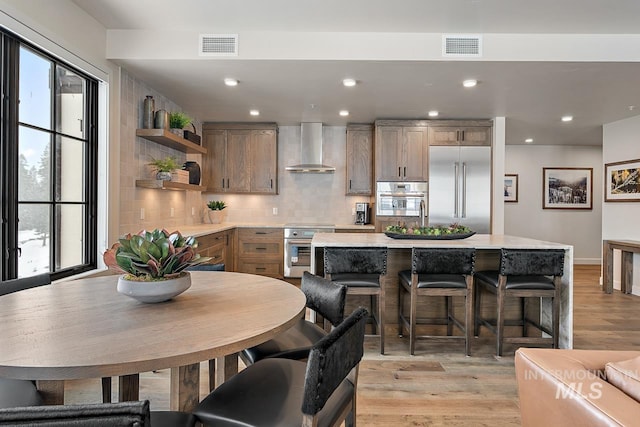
[239,242,281,257]
[198,232,227,248]
[236,261,282,277]
[205,246,226,266]
[238,228,283,240]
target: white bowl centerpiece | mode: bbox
[103,229,212,303]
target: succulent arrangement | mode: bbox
[207,200,227,211]
[386,223,473,236]
[169,111,192,129]
[103,229,211,281]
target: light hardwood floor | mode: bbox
[65,265,639,426]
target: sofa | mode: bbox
[515,348,640,426]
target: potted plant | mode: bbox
[207,200,227,224]
[169,112,192,136]
[149,156,179,180]
[103,229,212,303]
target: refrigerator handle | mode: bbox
[454,162,459,218]
[461,162,467,218]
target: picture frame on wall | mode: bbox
[504,174,518,202]
[543,167,593,210]
[604,158,640,202]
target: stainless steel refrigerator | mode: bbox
[428,146,491,233]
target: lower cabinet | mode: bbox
[196,229,235,271]
[235,228,284,279]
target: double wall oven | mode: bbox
[284,224,334,278]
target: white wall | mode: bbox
[505,145,602,264]
[602,115,640,295]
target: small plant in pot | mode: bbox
[169,112,192,136]
[103,229,212,303]
[207,200,227,224]
[149,156,179,181]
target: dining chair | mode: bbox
[474,248,565,357]
[240,271,347,365]
[193,307,368,427]
[324,247,388,354]
[0,400,197,427]
[0,274,51,409]
[398,248,476,356]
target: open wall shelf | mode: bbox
[136,180,206,191]
[136,129,207,154]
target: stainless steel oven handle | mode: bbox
[285,239,312,245]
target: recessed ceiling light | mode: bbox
[629,105,636,111]
[462,79,478,88]
[224,78,238,87]
[561,115,573,122]
[249,109,260,116]
[428,110,439,117]
[525,138,533,143]
[339,110,349,117]
[342,78,357,87]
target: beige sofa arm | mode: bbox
[515,348,640,427]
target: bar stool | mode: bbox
[398,248,476,356]
[474,248,565,357]
[324,247,387,354]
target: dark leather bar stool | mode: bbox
[241,271,347,365]
[398,248,476,356]
[193,308,367,427]
[324,247,388,354]
[474,248,565,357]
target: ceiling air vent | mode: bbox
[442,35,482,57]
[199,34,238,56]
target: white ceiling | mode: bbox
[72,0,640,145]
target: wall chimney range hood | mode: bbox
[285,122,335,173]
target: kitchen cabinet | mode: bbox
[197,229,235,271]
[202,123,278,194]
[346,124,373,195]
[428,121,492,146]
[235,228,284,278]
[375,122,428,181]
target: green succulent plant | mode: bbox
[103,229,211,281]
[207,200,227,211]
[169,111,192,129]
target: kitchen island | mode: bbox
[311,233,574,349]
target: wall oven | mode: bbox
[376,181,428,217]
[284,224,335,278]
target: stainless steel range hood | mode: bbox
[285,122,335,173]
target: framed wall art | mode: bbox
[604,158,640,202]
[504,174,518,202]
[542,167,593,210]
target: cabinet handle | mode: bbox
[256,247,267,250]
[456,130,460,141]
[256,267,266,271]
[221,178,225,188]
[460,130,465,141]
[255,231,267,235]
[403,166,406,177]
[270,179,273,188]
[226,178,229,188]
[398,167,401,177]
[349,179,352,189]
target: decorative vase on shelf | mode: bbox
[143,95,155,129]
[183,161,201,185]
[116,273,191,303]
[156,171,172,181]
[154,109,169,130]
[170,128,183,137]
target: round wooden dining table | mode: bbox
[0,271,306,412]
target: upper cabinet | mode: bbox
[202,123,278,194]
[346,124,373,195]
[375,121,428,181]
[428,120,492,146]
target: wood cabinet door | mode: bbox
[403,127,428,181]
[429,126,461,146]
[226,130,251,192]
[375,126,403,181]
[202,130,227,192]
[460,127,491,146]
[250,130,277,194]
[346,126,373,195]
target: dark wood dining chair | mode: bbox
[240,271,347,365]
[0,274,50,409]
[474,248,565,357]
[398,248,476,355]
[193,307,367,427]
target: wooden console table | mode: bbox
[602,239,640,294]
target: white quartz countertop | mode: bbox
[311,233,573,250]
[167,223,375,238]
